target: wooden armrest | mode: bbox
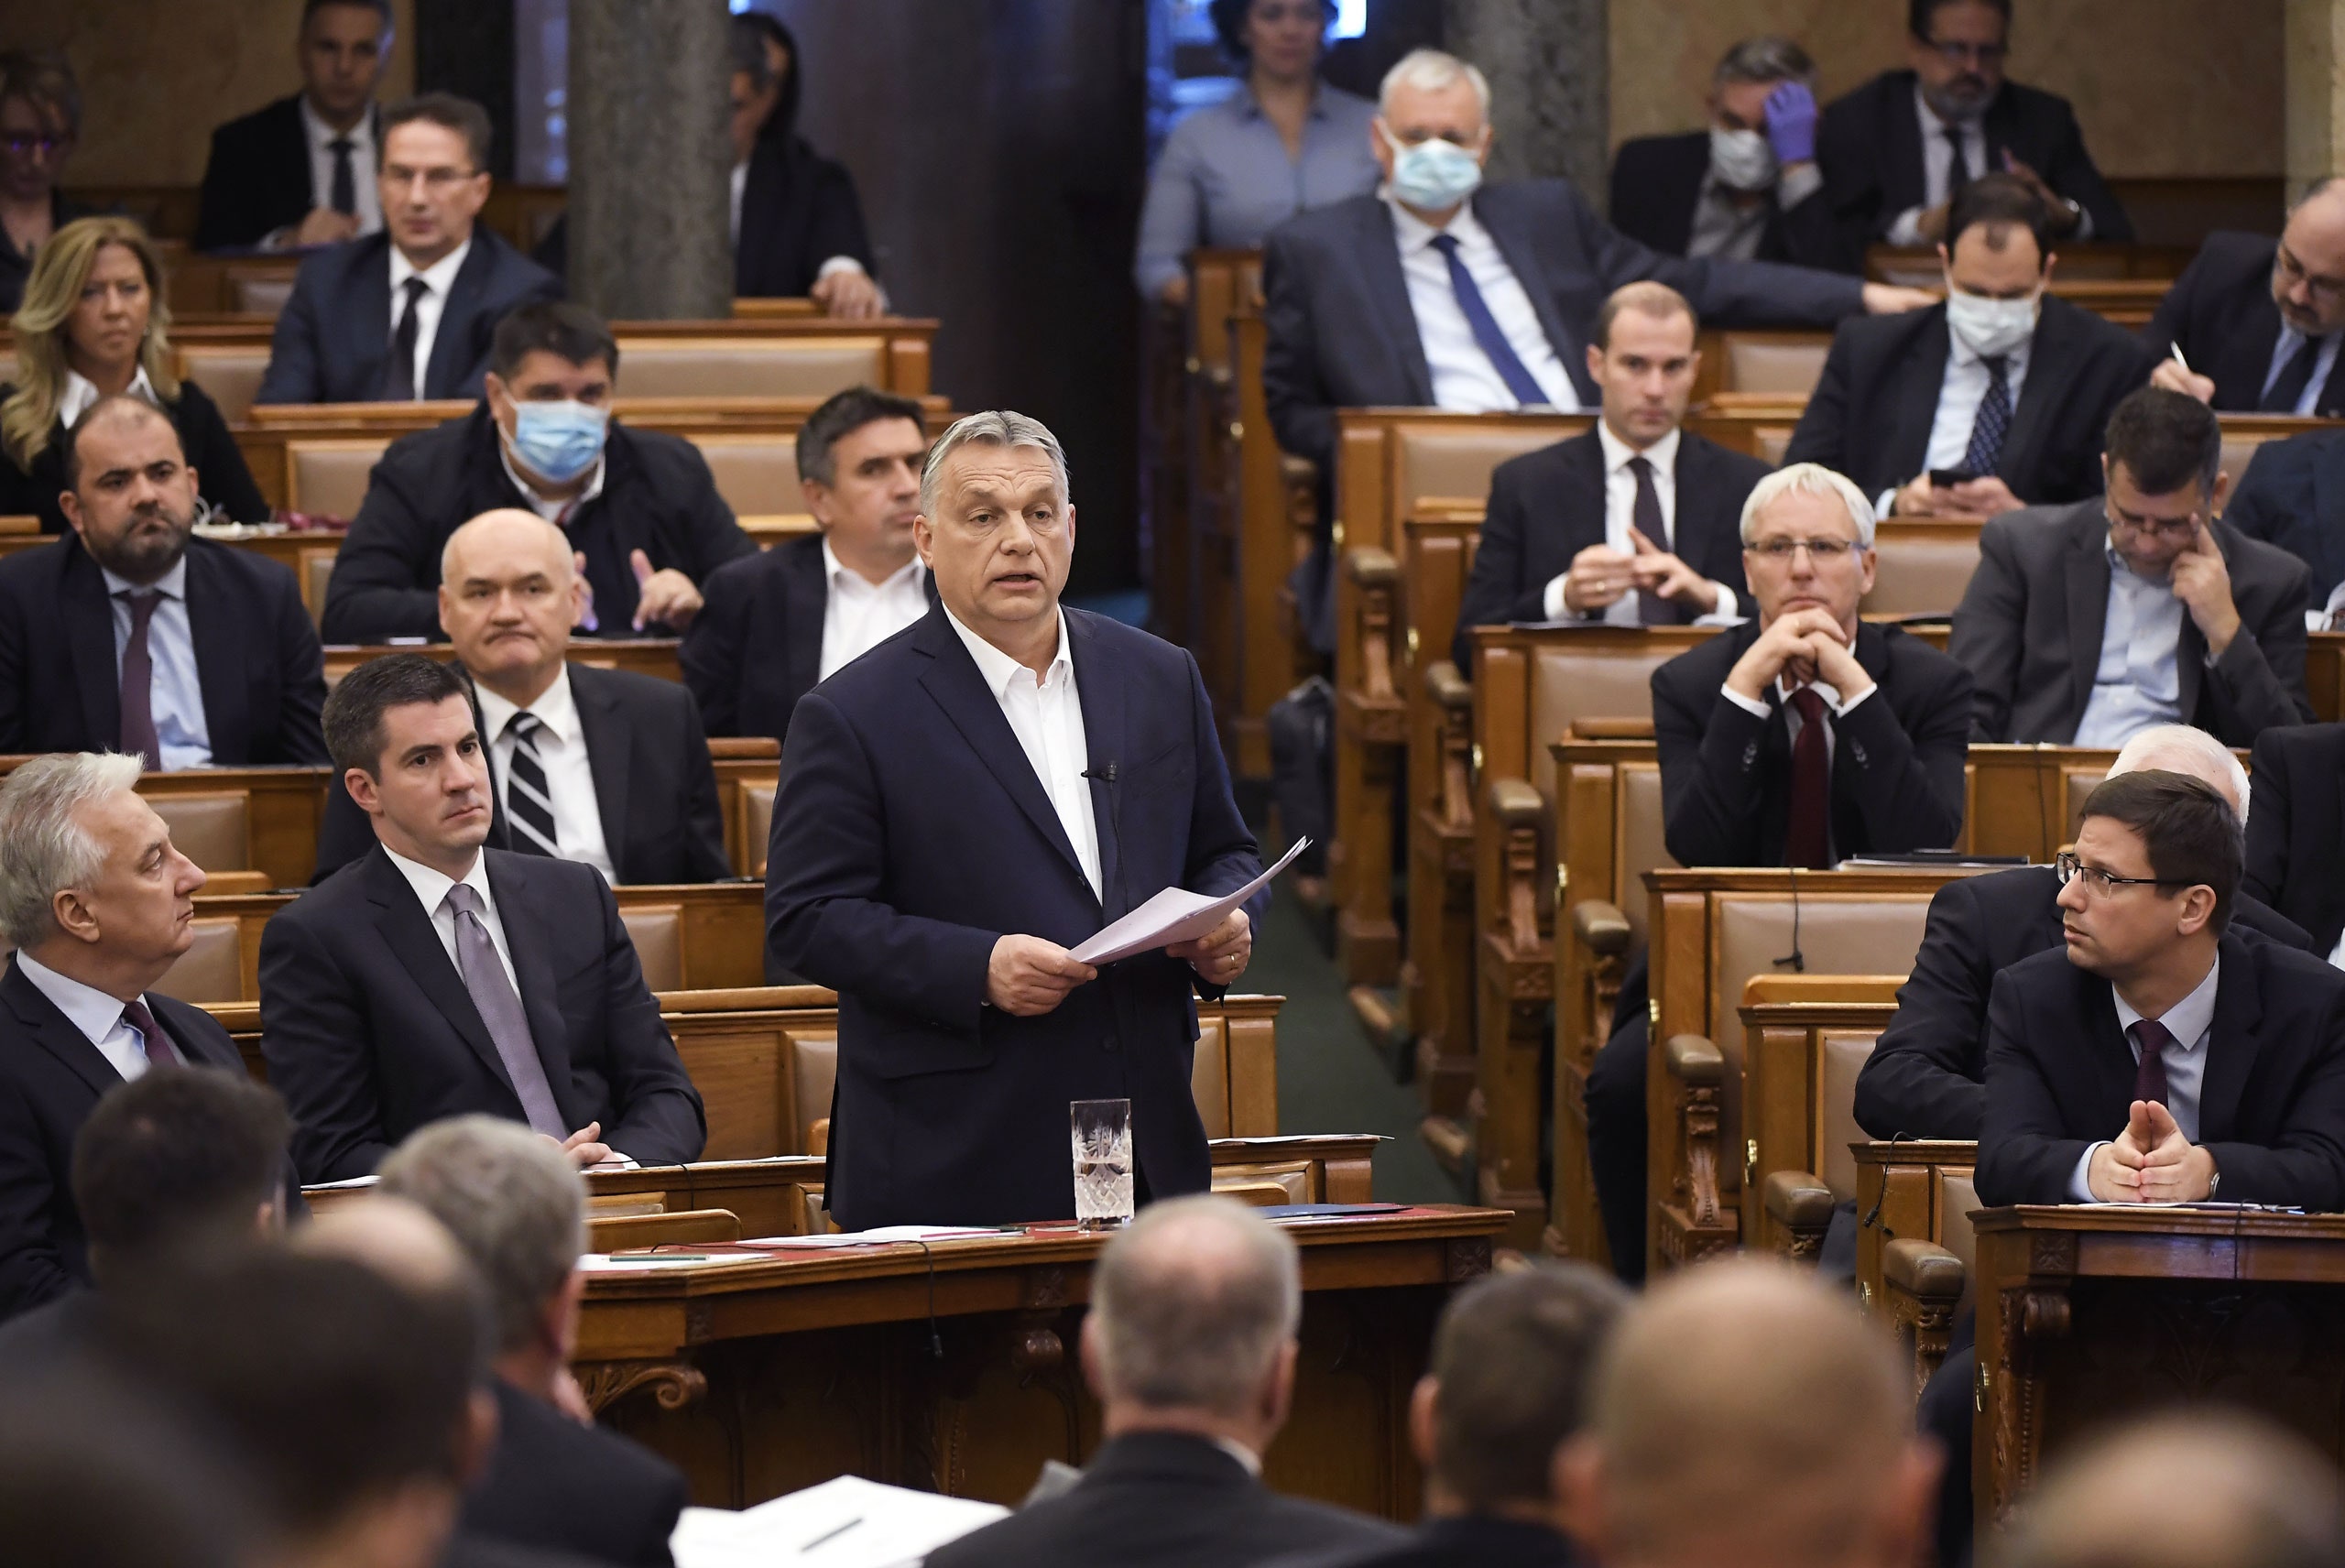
[1764,1170,1837,1231]
[1346,546,1398,586]
[707,736,780,759]
[1570,717,1655,740]
[1882,1238,1966,1303]
[1663,1033,1724,1084]
[1570,898,1631,956]
[1486,777,1543,829]
[1424,659,1471,712]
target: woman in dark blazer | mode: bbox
[0,216,267,534]
[728,12,880,310]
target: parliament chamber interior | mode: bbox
[5,2,2345,1566]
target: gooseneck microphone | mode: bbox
[1082,762,1118,783]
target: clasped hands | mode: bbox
[1725,606,1875,706]
[986,909,1253,1018]
[1561,528,1718,616]
[2086,1100,2218,1203]
[1892,472,2023,518]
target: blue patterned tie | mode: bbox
[1961,354,2012,478]
[1428,233,1552,408]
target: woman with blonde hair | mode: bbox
[0,215,266,533]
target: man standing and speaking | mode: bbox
[767,412,1266,1230]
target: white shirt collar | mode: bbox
[12,950,130,1048]
[475,663,581,749]
[1776,672,1848,713]
[496,430,607,513]
[1382,187,1488,253]
[1597,419,1680,477]
[1947,317,2035,374]
[381,841,494,921]
[299,94,375,153]
[98,552,189,604]
[2113,952,2220,1051]
[390,234,472,298]
[1211,1435,1264,1476]
[60,364,158,430]
[944,604,1073,699]
[820,537,925,595]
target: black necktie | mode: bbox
[117,589,163,769]
[382,276,429,401]
[502,713,561,858]
[328,136,356,216]
[1627,454,1678,626]
[1962,355,2012,477]
[2261,333,2319,413]
[1944,125,1972,200]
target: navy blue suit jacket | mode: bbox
[765,604,1265,1229]
[2227,430,2345,609]
[256,230,562,406]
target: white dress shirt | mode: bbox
[13,951,158,1083]
[1545,424,1740,624]
[101,554,213,770]
[1881,328,2035,517]
[1386,193,1580,413]
[944,607,1104,903]
[60,364,158,430]
[2072,548,2187,747]
[819,540,928,680]
[2068,954,2218,1199]
[1885,86,2100,246]
[387,236,472,400]
[297,95,383,237]
[474,667,616,883]
[2262,323,2343,418]
[380,844,523,996]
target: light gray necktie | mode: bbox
[442,882,565,1137]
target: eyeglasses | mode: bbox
[2055,850,2179,897]
[1747,537,1860,561]
[1922,38,2007,67]
[0,134,66,158]
[2104,504,2205,543]
[2273,244,2345,308]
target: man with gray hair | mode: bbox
[928,1196,1399,1568]
[379,1116,687,1568]
[1587,463,1973,1280]
[0,751,245,1319]
[1609,38,1838,268]
[768,411,1264,1229]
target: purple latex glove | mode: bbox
[1764,81,1818,165]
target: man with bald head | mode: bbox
[1560,1258,1938,1568]
[0,394,327,765]
[314,507,727,884]
[2150,179,2345,419]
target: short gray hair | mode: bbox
[1714,36,1814,90]
[918,409,1071,517]
[2112,724,2252,825]
[376,1116,587,1356]
[1090,1195,1301,1416]
[1739,463,1878,549]
[0,753,144,949]
[1378,49,1490,121]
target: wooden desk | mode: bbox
[1973,1205,2345,1534]
[322,640,683,686]
[579,1204,1505,1514]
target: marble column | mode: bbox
[1442,0,1608,197]
[565,0,732,319]
[2286,0,2345,203]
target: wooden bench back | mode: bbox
[1471,626,1716,805]
[1739,985,1905,1252]
[1333,409,1586,558]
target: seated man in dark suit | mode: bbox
[1785,174,2153,520]
[1587,463,1972,1280]
[322,301,751,643]
[0,753,245,1319]
[2148,179,2345,419]
[193,0,393,252]
[1859,724,2314,1144]
[928,1197,1402,1568]
[256,93,561,407]
[2243,721,2345,967]
[261,655,706,1182]
[1816,0,2128,260]
[314,509,728,884]
[683,385,935,742]
[1951,387,2312,747]
[0,1067,289,1361]
[1451,282,1767,667]
[380,1116,686,1568]
[0,397,328,766]
[2220,429,2345,625]
[1609,37,1835,269]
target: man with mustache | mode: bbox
[0,394,327,766]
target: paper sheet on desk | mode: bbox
[672,1474,1005,1567]
[1070,837,1309,965]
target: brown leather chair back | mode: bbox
[286,438,392,518]
[1864,522,1981,619]
[1723,333,1833,395]
[1618,762,1673,945]
[231,277,297,317]
[153,919,245,1004]
[744,781,776,878]
[618,906,683,993]
[176,344,273,423]
[2062,766,2111,842]
[790,1030,837,1152]
[1392,426,1564,521]
[1528,643,1680,800]
[150,793,250,872]
[305,554,336,624]
[686,432,803,516]
[1757,427,1795,464]
[614,337,884,399]
[1192,1012,1233,1138]
[1820,1029,1883,1200]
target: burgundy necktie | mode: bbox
[117,589,163,769]
[120,996,181,1069]
[1628,454,1680,626]
[2128,1018,2171,1107]
[1783,687,1831,869]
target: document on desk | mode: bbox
[1070,837,1309,965]
[671,1474,1007,1567]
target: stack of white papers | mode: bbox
[739,1225,1006,1250]
[671,1474,1006,1566]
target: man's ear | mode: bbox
[2175,883,2218,938]
[911,514,934,568]
[451,1386,499,1486]
[1553,1434,1609,1552]
[1585,341,1606,386]
[344,767,384,816]
[57,491,82,534]
[51,887,100,946]
[1407,1374,1440,1469]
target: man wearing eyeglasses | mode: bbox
[2147,179,2345,420]
[1951,387,2312,748]
[1815,0,2130,268]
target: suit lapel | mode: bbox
[350,237,394,394]
[2196,938,2260,1143]
[1883,77,1928,212]
[566,666,634,881]
[1068,614,1127,920]
[1,959,124,1102]
[2314,441,2345,598]
[363,848,515,1092]
[1558,434,1609,561]
[423,238,492,398]
[1997,304,2077,489]
[1358,202,1434,404]
[2222,289,2283,409]
[1888,310,1951,481]
[182,547,249,762]
[783,535,829,703]
[2079,978,2139,1127]
[484,854,580,1128]
[2063,511,2110,729]
[60,539,120,753]
[1477,191,1583,397]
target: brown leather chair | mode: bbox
[618,906,684,994]
[147,793,250,872]
[612,337,884,399]
[1864,520,1981,620]
[285,438,392,519]
[230,277,297,317]
[1720,332,1834,395]
[1738,976,1905,1258]
[152,918,246,1005]
[176,343,273,424]
[685,432,803,517]
[743,781,775,879]
[790,1030,837,1154]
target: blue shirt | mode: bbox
[2261,323,2344,417]
[103,555,212,769]
[1133,81,1381,298]
[2072,546,2185,747]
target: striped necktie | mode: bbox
[502,712,561,858]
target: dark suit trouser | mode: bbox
[1586,1009,1650,1287]
[1921,1314,1977,1568]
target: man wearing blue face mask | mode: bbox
[1785,172,2154,522]
[322,301,756,644]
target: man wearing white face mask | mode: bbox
[322,301,756,644]
[1785,172,2153,521]
[1609,37,1839,270]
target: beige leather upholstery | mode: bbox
[1530,646,1676,799]
[619,907,683,994]
[153,919,245,1004]
[305,553,336,625]
[1191,1014,1232,1138]
[177,344,273,423]
[745,781,776,878]
[231,277,296,316]
[1392,426,1572,515]
[149,793,250,872]
[1618,763,1673,945]
[688,434,803,517]
[790,1030,838,1153]
[286,439,392,519]
[2061,768,2111,842]
[2221,429,2291,485]
[1820,1029,1883,1200]
[614,337,884,399]
[1865,525,1981,618]
[1756,426,1797,465]
[1724,335,1833,395]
